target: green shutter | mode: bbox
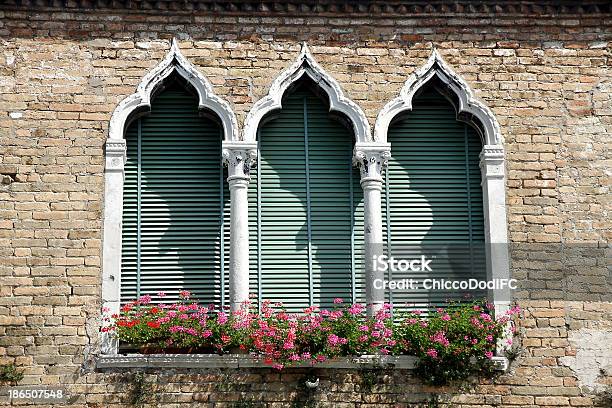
[121,82,225,305]
[384,87,486,310]
[253,83,363,312]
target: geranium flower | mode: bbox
[426,349,438,358]
[333,298,343,304]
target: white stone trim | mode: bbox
[108,39,239,142]
[222,142,258,311]
[374,49,502,145]
[353,142,391,315]
[373,49,511,316]
[96,353,508,372]
[243,43,371,143]
[101,39,239,355]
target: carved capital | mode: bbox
[480,144,505,179]
[222,142,258,181]
[105,139,127,173]
[353,143,391,182]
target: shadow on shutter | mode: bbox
[121,80,225,305]
[254,80,363,312]
[385,87,486,312]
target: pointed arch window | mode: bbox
[120,77,229,305]
[250,79,365,312]
[383,85,486,310]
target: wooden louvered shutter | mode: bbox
[384,87,486,310]
[251,83,363,312]
[121,82,226,305]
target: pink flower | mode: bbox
[283,341,294,350]
[272,363,284,370]
[102,306,110,313]
[506,339,513,346]
[333,298,343,304]
[316,355,326,362]
[485,351,493,359]
[358,325,369,332]
[301,352,311,360]
[138,295,152,304]
[371,331,381,338]
[217,312,228,325]
[289,354,300,361]
[486,335,494,342]
[472,338,478,345]
[179,290,191,299]
[441,314,451,321]
[432,331,450,347]
[202,330,212,338]
[480,313,492,322]
[157,291,167,298]
[348,304,364,315]
[359,335,368,342]
[426,349,438,359]
[327,334,341,346]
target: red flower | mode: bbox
[147,321,161,329]
[150,307,160,315]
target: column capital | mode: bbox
[105,139,127,173]
[222,141,258,182]
[353,142,391,183]
[479,144,505,179]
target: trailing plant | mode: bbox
[392,302,520,385]
[0,363,23,384]
[104,293,520,385]
[125,371,156,408]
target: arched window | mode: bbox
[250,79,364,312]
[384,86,486,310]
[120,78,228,304]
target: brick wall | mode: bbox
[0,5,611,407]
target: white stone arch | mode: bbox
[101,39,238,355]
[108,38,239,142]
[243,43,371,143]
[374,49,511,320]
[374,49,501,146]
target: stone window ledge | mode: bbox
[97,354,509,371]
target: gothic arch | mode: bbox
[374,49,502,146]
[101,40,238,354]
[108,38,239,142]
[374,49,511,319]
[243,43,371,143]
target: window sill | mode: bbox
[96,354,509,371]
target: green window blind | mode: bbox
[384,87,486,310]
[121,82,227,305]
[251,82,364,312]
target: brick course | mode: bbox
[0,5,611,407]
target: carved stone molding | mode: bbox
[480,144,506,179]
[104,139,127,173]
[353,143,391,183]
[243,43,371,144]
[222,142,258,181]
[108,38,238,143]
[374,48,503,147]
